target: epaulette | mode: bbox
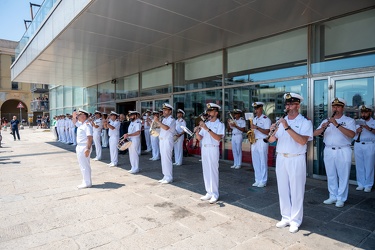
[263,115,267,118]
[240,117,244,120]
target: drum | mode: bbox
[117,137,132,151]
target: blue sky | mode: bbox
[0,0,45,41]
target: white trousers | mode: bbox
[354,142,375,188]
[151,135,160,160]
[70,128,76,145]
[251,139,269,184]
[65,128,71,143]
[144,129,152,151]
[173,135,184,165]
[109,136,119,165]
[59,127,66,142]
[76,145,92,186]
[93,132,102,160]
[276,154,306,227]
[129,138,140,172]
[160,138,173,182]
[201,145,220,199]
[324,147,351,202]
[231,134,243,166]
[101,130,109,147]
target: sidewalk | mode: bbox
[0,128,374,249]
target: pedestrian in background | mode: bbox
[10,116,21,141]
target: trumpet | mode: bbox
[227,112,236,126]
[319,111,337,137]
[263,110,288,143]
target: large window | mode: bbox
[174,51,223,92]
[141,66,172,96]
[98,81,115,103]
[116,74,138,100]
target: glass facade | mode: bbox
[48,9,375,180]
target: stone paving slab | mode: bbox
[0,128,374,249]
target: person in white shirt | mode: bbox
[154,103,176,184]
[314,97,355,208]
[101,113,109,148]
[90,110,103,161]
[103,111,120,167]
[196,103,225,204]
[250,102,271,187]
[72,108,93,189]
[228,109,246,169]
[173,109,187,166]
[123,111,142,174]
[353,105,375,193]
[64,114,71,144]
[268,92,313,234]
[149,111,160,161]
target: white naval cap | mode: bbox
[110,111,119,116]
[177,109,185,115]
[232,109,242,113]
[206,103,221,111]
[252,102,265,108]
[284,92,304,103]
[162,103,173,110]
[359,104,373,111]
[77,108,90,115]
[94,110,102,114]
[128,111,140,115]
[331,97,346,106]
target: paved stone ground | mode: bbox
[0,128,374,249]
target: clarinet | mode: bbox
[318,111,337,138]
[263,110,288,143]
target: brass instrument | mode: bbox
[150,119,160,137]
[355,119,366,143]
[263,110,288,143]
[246,113,256,144]
[318,111,337,137]
[227,112,236,126]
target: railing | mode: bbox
[31,100,49,112]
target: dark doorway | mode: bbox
[117,101,136,115]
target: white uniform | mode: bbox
[76,120,93,186]
[143,115,152,152]
[174,118,187,165]
[108,119,120,166]
[92,118,103,160]
[318,115,356,202]
[354,117,375,189]
[136,118,142,155]
[69,118,76,145]
[159,115,176,182]
[57,119,62,141]
[251,115,271,185]
[64,118,70,143]
[199,119,225,200]
[59,118,67,143]
[101,127,109,148]
[128,120,142,172]
[274,114,313,228]
[150,121,160,160]
[229,118,246,167]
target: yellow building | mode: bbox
[0,39,46,125]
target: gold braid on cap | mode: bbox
[333,98,340,104]
[285,92,292,100]
[252,102,257,107]
[207,103,212,108]
[360,105,370,111]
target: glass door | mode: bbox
[312,74,375,180]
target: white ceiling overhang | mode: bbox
[11,0,375,87]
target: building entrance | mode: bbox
[312,74,375,182]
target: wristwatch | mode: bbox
[285,126,291,131]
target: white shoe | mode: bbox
[92,158,99,161]
[257,183,266,188]
[356,186,364,191]
[149,157,155,160]
[128,170,139,174]
[252,182,259,187]
[160,179,172,184]
[174,163,181,166]
[323,198,337,205]
[289,225,299,233]
[173,163,177,165]
[200,194,212,201]
[152,158,160,161]
[335,201,345,208]
[234,165,241,169]
[364,187,372,193]
[108,163,116,167]
[276,221,289,228]
[77,184,92,189]
[230,165,236,169]
[158,179,165,183]
[209,197,218,204]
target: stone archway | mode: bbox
[1,99,29,123]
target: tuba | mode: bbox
[246,113,256,144]
[150,119,160,137]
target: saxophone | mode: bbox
[246,114,256,144]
